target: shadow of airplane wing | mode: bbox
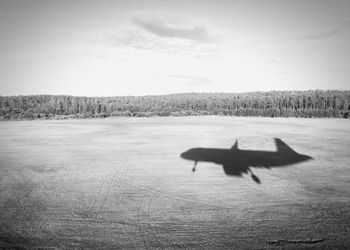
[223,164,261,184]
[222,164,248,176]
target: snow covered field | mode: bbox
[0,117,349,249]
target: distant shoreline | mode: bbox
[0,114,347,121]
[1,90,349,120]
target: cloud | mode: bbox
[171,74,212,86]
[104,28,199,55]
[301,28,342,39]
[132,15,213,43]
[105,29,158,49]
[96,13,221,59]
[301,19,350,40]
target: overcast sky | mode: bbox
[1,0,349,96]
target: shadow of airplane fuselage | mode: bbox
[180,138,312,183]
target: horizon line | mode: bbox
[1,89,349,98]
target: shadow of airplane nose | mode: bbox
[180,152,188,159]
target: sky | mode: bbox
[0,0,349,96]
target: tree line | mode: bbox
[0,90,349,120]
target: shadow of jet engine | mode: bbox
[180,138,313,184]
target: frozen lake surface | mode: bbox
[0,117,349,249]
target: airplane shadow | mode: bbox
[180,138,313,184]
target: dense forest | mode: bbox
[0,90,349,120]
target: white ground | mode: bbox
[0,117,349,249]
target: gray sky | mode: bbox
[0,0,349,96]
